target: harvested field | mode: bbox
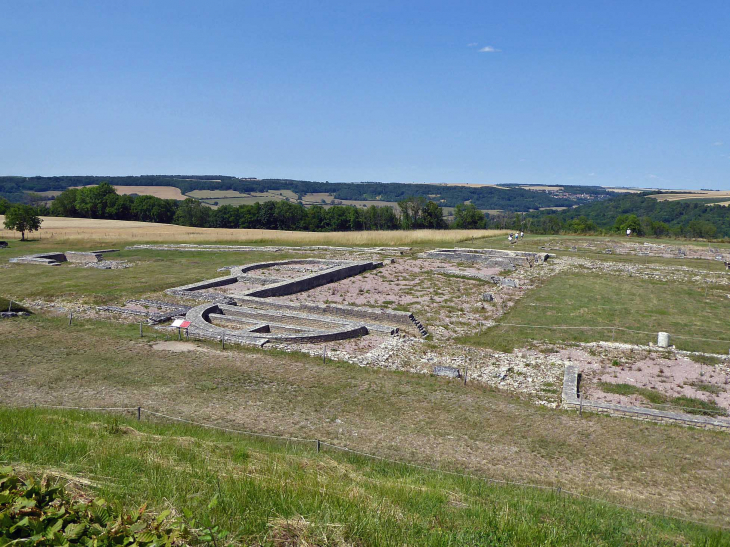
[648,190,730,202]
[0,215,507,245]
[72,185,186,200]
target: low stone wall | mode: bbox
[9,252,67,266]
[185,302,372,345]
[421,248,550,269]
[221,303,398,335]
[65,251,103,263]
[561,365,730,431]
[234,297,426,336]
[127,244,411,254]
[167,259,370,295]
[243,261,380,298]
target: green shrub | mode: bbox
[0,467,199,547]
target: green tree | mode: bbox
[452,203,486,229]
[173,198,211,227]
[50,188,80,217]
[3,205,43,240]
[398,196,427,229]
[0,197,11,215]
[75,182,118,218]
[422,201,447,229]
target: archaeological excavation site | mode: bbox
[3,239,730,432]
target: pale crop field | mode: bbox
[648,190,730,202]
[0,215,507,245]
[71,185,187,200]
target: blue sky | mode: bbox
[1,1,728,189]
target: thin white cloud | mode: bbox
[467,42,478,47]
[713,141,723,146]
[588,172,596,176]
[479,46,501,53]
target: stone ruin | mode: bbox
[9,249,120,266]
[166,258,428,346]
[420,248,551,270]
[90,257,427,347]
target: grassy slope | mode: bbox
[2,408,727,546]
[1,314,729,528]
[458,269,730,354]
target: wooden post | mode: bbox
[139,322,143,338]
[7,300,12,312]
[463,366,468,385]
[69,312,73,326]
[316,439,321,453]
[579,394,583,416]
[222,334,225,349]
[178,327,181,341]
[137,407,141,421]
[323,345,326,364]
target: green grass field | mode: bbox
[459,270,730,354]
[2,407,727,546]
[0,243,296,305]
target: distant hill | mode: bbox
[0,175,611,213]
[526,192,730,238]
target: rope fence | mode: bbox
[491,322,730,346]
[8,403,729,532]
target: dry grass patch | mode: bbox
[0,215,507,245]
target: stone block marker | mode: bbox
[433,366,461,378]
[657,332,671,348]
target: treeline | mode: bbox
[25,184,472,231]
[0,175,605,212]
[524,194,730,238]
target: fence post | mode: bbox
[579,394,583,416]
[140,322,143,338]
[323,345,326,364]
[222,334,225,350]
[68,312,73,326]
[7,300,12,312]
[317,440,321,453]
[137,407,141,421]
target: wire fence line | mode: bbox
[8,403,730,532]
[490,322,730,345]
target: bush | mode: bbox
[0,467,202,547]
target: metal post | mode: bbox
[137,407,141,421]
